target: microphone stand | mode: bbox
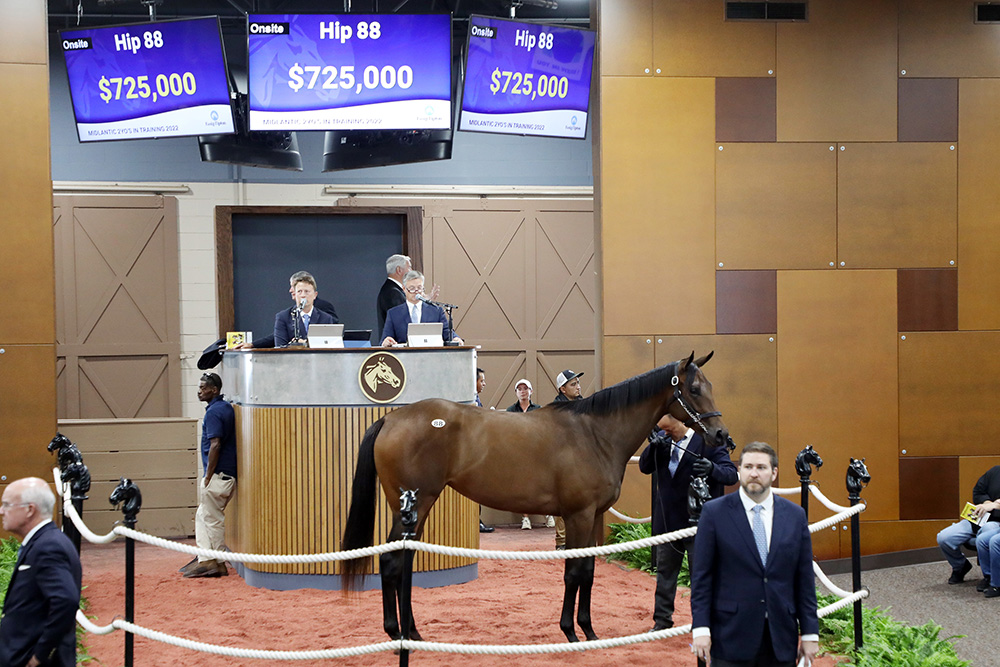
[287,301,307,348]
[420,296,461,345]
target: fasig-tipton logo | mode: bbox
[470,24,497,40]
[62,37,93,51]
[359,352,406,404]
[249,22,290,35]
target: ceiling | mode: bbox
[48,0,592,34]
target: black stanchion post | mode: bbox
[398,489,418,667]
[846,458,870,655]
[794,445,823,520]
[48,434,91,554]
[110,478,142,667]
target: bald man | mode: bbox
[0,477,82,667]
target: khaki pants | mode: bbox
[195,473,236,562]
[555,516,566,547]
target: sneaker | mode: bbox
[545,515,556,528]
[183,560,223,579]
[948,559,973,584]
[977,577,991,593]
[521,516,532,530]
[985,585,1000,598]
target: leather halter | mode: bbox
[666,361,733,451]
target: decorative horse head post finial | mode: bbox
[845,457,871,653]
[687,477,712,525]
[109,477,143,528]
[794,446,824,517]
[846,457,871,502]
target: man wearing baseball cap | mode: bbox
[548,369,585,547]
[505,379,546,529]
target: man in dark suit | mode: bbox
[0,477,82,667]
[376,254,411,339]
[380,270,461,346]
[638,413,737,631]
[273,271,338,347]
[691,442,818,667]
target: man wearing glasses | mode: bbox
[0,477,82,667]
[182,372,237,579]
[380,270,461,346]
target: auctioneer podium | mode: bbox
[221,346,479,590]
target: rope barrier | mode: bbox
[607,507,650,523]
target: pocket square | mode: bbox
[17,564,31,571]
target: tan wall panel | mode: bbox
[777,271,898,521]
[652,0,775,77]
[0,0,46,64]
[716,143,837,269]
[603,335,655,386]
[838,143,957,269]
[899,332,1000,457]
[958,79,1000,330]
[852,520,950,557]
[0,63,53,344]
[776,0,896,141]
[600,77,715,334]
[58,418,197,451]
[614,460,652,523]
[597,0,652,76]
[811,524,841,561]
[959,457,1000,510]
[0,345,57,480]
[899,1,1000,78]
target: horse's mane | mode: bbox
[551,362,679,416]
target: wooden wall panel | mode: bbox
[899,1,1000,78]
[899,332,1000,457]
[716,78,776,143]
[898,78,958,143]
[716,271,777,335]
[811,523,841,562]
[652,0,775,77]
[852,520,951,557]
[0,63,54,343]
[603,335,655,386]
[957,79,1000,330]
[0,0,46,64]
[600,77,716,335]
[0,345,57,480]
[776,0,897,141]
[716,143,837,270]
[596,0,652,76]
[777,271,898,521]
[897,268,958,332]
[899,457,958,520]
[837,143,957,269]
[959,457,1000,511]
[653,335,778,457]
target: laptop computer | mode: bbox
[343,329,372,348]
[407,322,444,348]
[307,323,344,349]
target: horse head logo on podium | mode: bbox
[359,352,406,403]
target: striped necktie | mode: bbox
[751,504,768,567]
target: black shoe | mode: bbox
[985,585,1000,598]
[977,577,991,593]
[647,622,673,633]
[948,560,973,584]
[479,521,494,533]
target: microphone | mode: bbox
[416,293,433,304]
[417,293,459,309]
[298,297,307,309]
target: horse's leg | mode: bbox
[379,516,404,640]
[575,556,598,640]
[560,557,584,642]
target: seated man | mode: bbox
[937,464,1000,594]
[274,271,338,347]
[380,270,461,346]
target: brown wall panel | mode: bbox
[897,268,958,332]
[597,0,652,76]
[0,63,54,344]
[958,79,1000,330]
[716,143,837,270]
[851,520,951,558]
[0,0,46,64]
[899,332,1000,457]
[716,271,777,335]
[777,271,899,521]
[776,0,897,142]
[603,335,655,386]
[811,524,841,562]
[600,77,716,335]
[959,457,1000,511]
[898,78,958,143]
[899,457,959,520]
[652,0,775,77]
[899,1,1000,78]
[0,345,57,480]
[838,143,957,269]
[716,78,776,143]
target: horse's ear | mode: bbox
[682,351,695,369]
[694,350,715,368]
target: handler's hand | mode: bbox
[799,639,819,665]
[692,636,711,662]
[381,336,397,347]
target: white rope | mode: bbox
[808,503,865,534]
[807,485,856,514]
[54,468,118,544]
[817,589,870,617]
[606,507,650,524]
[814,561,856,598]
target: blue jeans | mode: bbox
[937,519,1000,577]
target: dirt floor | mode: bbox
[80,526,843,666]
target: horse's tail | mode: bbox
[341,417,384,592]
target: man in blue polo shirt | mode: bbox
[183,372,237,579]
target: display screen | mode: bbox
[247,14,452,131]
[60,17,235,142]
[459,16,596,139]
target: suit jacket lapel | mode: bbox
[724,492,766,574]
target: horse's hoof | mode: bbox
[584,632,599,642]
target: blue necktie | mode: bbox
[411,304,419,323]
[752,504,768,568]
[668,441,681,476]
[302,311,310,334]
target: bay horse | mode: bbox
[341,352,730,643]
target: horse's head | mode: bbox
[846,457,871,496]
[794,445,824,478]
[376,360,401,388]
[668,351,732,451]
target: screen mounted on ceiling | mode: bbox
[60,16,235,142]
[459,15,596,140]
[247,14,452,132]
